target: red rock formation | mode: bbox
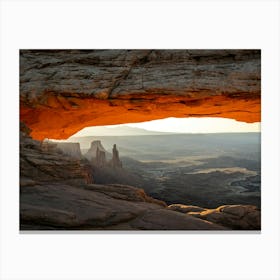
[95,147,106,167]
[85,140,107,163]
[20,50,261,140]
[110,144,122,168]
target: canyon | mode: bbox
[21,128,224,230]
[20,125,260,230]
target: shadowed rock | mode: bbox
[21,183,229,230]
[131,209,227,230]
[83,184,166,207]
[20,183,163,229]
[20,130,94,185]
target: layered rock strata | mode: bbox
[20,50,261,140]
[20,126,93,186]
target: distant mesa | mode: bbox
[85,140,122,168]
[74,125,174,137]
[41,139,58,153]
[85,140,108,161]
[56,142,82,159]
[41,138,122,169]
[41,139,82,159]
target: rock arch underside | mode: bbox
[20,50,261,140]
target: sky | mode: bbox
[72,117,261,137]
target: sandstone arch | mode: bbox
[20,49,261,140]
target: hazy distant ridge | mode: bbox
[73,125,177,137]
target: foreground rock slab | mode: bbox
[21,183,227,230]
[168,204,261,230]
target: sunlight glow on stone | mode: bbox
[125,117,260,133]
[71,117,260,137]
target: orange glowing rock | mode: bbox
[20,93,260,140]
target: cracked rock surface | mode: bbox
[20,50,260,100]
